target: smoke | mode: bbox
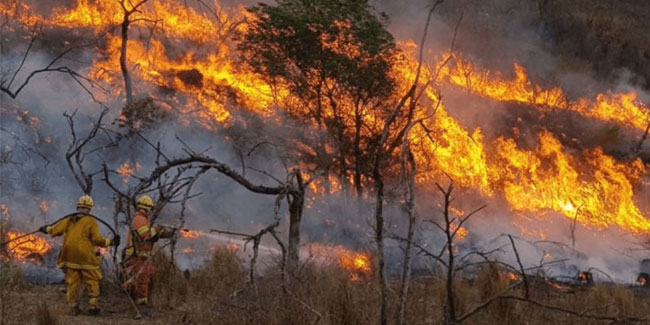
[367,0,650,281]
[1,0,650,284]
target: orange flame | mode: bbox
[504,271,520,283]
[0,205,9,218]
[180,229,200,239]
[38,200,50,213]
[116,161,141,185]
[439,57,650,131]
[226,243,241,251]
[6,230,52,261]
[7,0,650,239]
[450,223,469,242]
[308,243,372,281]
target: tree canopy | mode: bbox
[240,0,396,101]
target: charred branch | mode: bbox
[508,234,530,299]
[0,35,102,100]
[64,108,110,194]
[119,0,151,104]
[211,220,281,286]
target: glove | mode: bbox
[111,235,121,246]
[38,226,48,234]
[159,226,176,239]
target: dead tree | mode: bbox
[102,137,308,268]
[424,182,486,325]
[371,1,445,321]
[396,131,417,325]
[118,0,151,104]
[0,31,102,101]
[64,108,111,194]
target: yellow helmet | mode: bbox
[76,194,94,209]
[137,195,154,211]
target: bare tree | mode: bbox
[0,32,100,101]
[64,108,112,194]
[396,131,417,325]
[102,137,308,268]
[118,0,151,104]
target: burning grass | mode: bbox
[138,252,650,324]
[5,231,52,261]
[0,251,646,324]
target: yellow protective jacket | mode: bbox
[46,214,111,270]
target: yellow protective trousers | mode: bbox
[65,268,102,308]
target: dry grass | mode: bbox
[35,300,57,325]
[143,253,650,324]
[1,253,649,324]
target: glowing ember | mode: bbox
[0,205,9,218]
[450,223,469,242]
[547,280,572,292]
[504,272,520,283]
[116,162,141,185]
[38,200,50,213]
[180,229,200,239]
[182,248,195,254]
[226,243,241,251]
[308,243,372,281]
[577,271,593,285]
[6,230,52,261]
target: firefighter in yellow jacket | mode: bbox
[39,194,120,315]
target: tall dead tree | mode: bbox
[102,139,307,268]
[396,133,417,325]
[372,2,445,323]
[118,0,150,105]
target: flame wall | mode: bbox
[1,0,650,281]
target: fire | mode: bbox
[577,271,593,284]
[226,243,241,251]
[38,200,50,213]
[547,280,572,292]
[0,205,9,218]
[116,161,141,185]
[180,229,200,239]
[504,271,520,283]
[439,57,650,131]
[46,0,277,127]
[6,230,52,261]
[450,223,468,242]
[308,243,372,281]
[6,1,650,241]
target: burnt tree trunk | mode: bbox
[287,172,304,268]
[441,184,457,325]
[373,171,389,325]
[397,148,416,325]
[119,1,142,105]
[354,105,364,199]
